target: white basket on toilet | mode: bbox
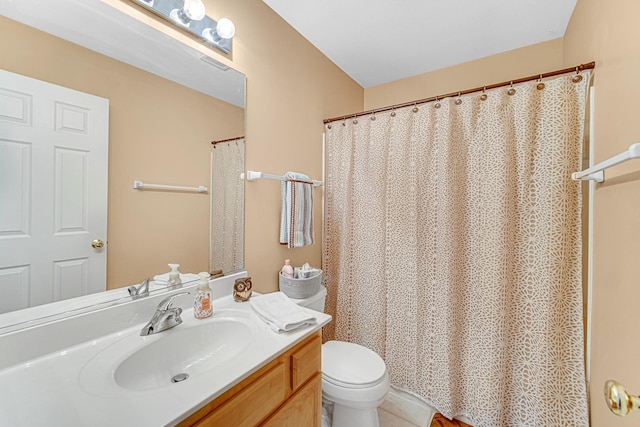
[278,270,322,299]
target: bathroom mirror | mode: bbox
[0,0,245,331]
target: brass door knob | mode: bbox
[91,239,105,249]
[605,380,640,416]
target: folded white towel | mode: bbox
[250,291,317,333]
[153,272,200,284]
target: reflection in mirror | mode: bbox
[0,0,245,331]
[210,137,245,274]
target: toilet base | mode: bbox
[331,403,380,427]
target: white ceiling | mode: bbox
[263,0,577,88]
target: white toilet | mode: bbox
[291,286,390,427]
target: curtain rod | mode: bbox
[211,136,245,145]
[323,61,595,124]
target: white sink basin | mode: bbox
[80,309,255,393]
[116,318,253,390]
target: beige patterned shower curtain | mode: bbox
[323,72,591,426]
[210,138,244,274]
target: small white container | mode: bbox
[168,263,181,287]
[278,270,322,299]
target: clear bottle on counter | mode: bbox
[281,259,294,278]
[194,272,213,319]
[168,263,182,288]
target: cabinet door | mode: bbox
[290,335,321,390]
[195,363,288,427]
[261,374,322,427]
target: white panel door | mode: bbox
[0,70,109,313]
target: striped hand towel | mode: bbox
[280,172,314,248]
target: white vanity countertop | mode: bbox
[0,292,331,427]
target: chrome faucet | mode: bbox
[140,291,190,336]
[128,278,150,300]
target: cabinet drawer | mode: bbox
[290,334,321,390]
[195,362,288,427]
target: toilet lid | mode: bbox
[322,341,386,389]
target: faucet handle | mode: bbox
[128,277,151,299]
[157,291,190,311]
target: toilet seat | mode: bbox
[322,341,387,389]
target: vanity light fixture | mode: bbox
[129,0,235,54]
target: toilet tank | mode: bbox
[289,286,327,313]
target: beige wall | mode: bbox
[364,38,564,110]
[0,16,244,289]
[564,0,640,425]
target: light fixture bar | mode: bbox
[129,0,232,54]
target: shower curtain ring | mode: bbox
[353,114,358,124]
[412,103,419,113]
[536,74,545,90]
[508,81,516,96]
[480,87,487,101]
[455,91,462,105]
[342,116,346,126]
[371,109,376,121]
[434,96,441,109]
[391,107,396,117]
[572,66,583,83]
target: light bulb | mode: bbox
[216,18,235,39]
[182,0,205,21]
[202,28,220,43]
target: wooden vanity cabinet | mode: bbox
[178,331,322,427]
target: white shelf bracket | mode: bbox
[572,142,640,183]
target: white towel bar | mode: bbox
[245,171,324,187]
[572,143,640,183]
[132,180,208,193]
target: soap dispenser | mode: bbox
[194,272,213,319]
[168,263,182,288]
